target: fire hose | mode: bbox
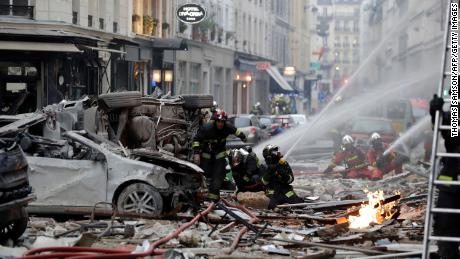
[20,202,216,259]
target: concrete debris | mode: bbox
[236,191,270,209]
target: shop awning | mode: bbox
[152,38,188,50]
[266,66,295,92]
[0,41,82,52]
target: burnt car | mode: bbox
[347,117,398,150]
[226,114,267,148]
[0,138,35,241]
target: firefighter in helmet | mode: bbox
[367,132,406,177]
[261,144,303,209]
[192,109,247,201]
[228,147,265,192]
[323,135,379,179]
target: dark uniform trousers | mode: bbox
[262,160,303,209]
[433,161,460,259]
[200,151,227,201]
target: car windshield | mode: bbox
[259,117,272,125]
[352,119,394,134]
[229,117,251,127]
[292,115,306,124]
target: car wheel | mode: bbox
[116,183,163,216]
[181,94,214,109]
[99,91,142,109]
[0,209,28,242]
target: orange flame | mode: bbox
[348,190,399,229]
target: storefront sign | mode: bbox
[177,3,206,24]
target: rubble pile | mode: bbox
[1,166,430,258]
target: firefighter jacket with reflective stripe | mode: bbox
[367,143,395,167]
[192,121,245,155]
[261,159,294,195]
[331,146,367,170]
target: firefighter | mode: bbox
[192,109,247,201]
[250,102,264,115]
[323,135,380,179]
[367,132,406,176]
[228,147,265,192]
[261,144,303,209]
[430,94,460,259]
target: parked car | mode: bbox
[346,117,398,150]
[0,138,35,241]
[272,115,295,129]
[258,115,283,137]
[227,114,267,148]
[290,114,308,126]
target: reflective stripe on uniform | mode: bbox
[236,129,242,136]
[202,153,211,159]
[216,151,227,159]
[266,189,274,195]
[207,193,219,200]
[192,141,200,148]
[261,177,269,185]
[285,190,295,198]
[438,175,453,181]
[243,175,251,182]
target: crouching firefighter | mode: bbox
[323,135,380,180]
[192,109,247,201]
[228,147,265,193]
[261,144,303,209]
[367,132,407,177]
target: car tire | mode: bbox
[99,91,142,109]
[0,209,28,241]
[181,94,214,109]
[116,183,163,216]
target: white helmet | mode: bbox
[370,132,381,141]
[342,135,354,145]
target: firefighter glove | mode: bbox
[429,94,444,119]
[240,133,248,143]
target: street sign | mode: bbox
[256,62,270,70]
[310,62,321,69]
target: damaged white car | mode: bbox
[22,131,205,216]
[0,92,211,216]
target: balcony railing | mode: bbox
[0,5,34,19]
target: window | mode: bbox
[88,15,93,27]
[99,18,104,30]
[334,36,340,47]
[72,11,78,24]
[0,0,33,18]
[343,36,349,48]
[343,20,349,31]
[334,20,340,32]
[113,22,118,33]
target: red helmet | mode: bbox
[214,109,228,121]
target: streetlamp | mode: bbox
[164,69,173,94]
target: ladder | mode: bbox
[422,1,460,258]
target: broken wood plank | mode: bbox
[270,238,387,255]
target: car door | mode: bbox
[250,116,262,141]
[27,138,108,207]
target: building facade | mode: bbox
[360,0,445,97]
